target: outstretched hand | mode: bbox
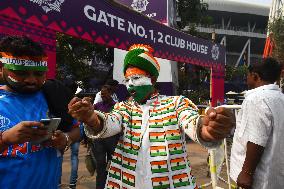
[68,97,94,124]
[200,107,235,141]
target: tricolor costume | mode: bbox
[84,44,218,189]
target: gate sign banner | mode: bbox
[0,0,225,68]
[116,0,168,24]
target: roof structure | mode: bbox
[204,0,270,16]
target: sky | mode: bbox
[235,0,272,6]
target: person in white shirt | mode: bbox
[68,44,235,189]
[230,57,284,189]
[93,79,119,104]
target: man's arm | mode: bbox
[237,142,264,189]
[68,97,121,139]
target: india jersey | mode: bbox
[0,89,61,189]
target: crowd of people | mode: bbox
[0,35,283,189]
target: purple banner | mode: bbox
[115,0,168,23]
[0,0,225,67]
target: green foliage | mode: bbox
[56,33,113,87]
[225,65,248,81]
[177,0,212,30]
[178,64,210,104]
[269,17,284,64]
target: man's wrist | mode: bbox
[242,169,254,176]
[85,113,100,128]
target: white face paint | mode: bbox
[124,74,152,89]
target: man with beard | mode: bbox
[68,44,235,189]
[230,58,284,189]
[0,36,81,189]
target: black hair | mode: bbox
[248,57,282,83]
[105,79,119,86]
[0,35,46,57]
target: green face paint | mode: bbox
[127,85,154,103]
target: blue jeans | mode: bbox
[70,142,80,185]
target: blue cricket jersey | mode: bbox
[0,89,61,189]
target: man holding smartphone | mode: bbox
[0,36,81,189]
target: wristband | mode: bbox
[63,133,72,152]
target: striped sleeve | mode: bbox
[176,96,220,148]
[176,96,199,142]
[84,105,123,139]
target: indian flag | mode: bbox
[150,160,168,173]
[150,146,167,157]
[125,130,141,142]
[122,157,137,171]
[106,181,120,189]
[168,143,184,155]
[149,132,165,142]
[172,173,191,188]
[112,152,122,165]
[108,166,121,180]
[170,157,187,171]
[122,172,135,187]
[151,176,170,189]
[127,120,142,129]
[116,140,124,151]
[123,142,139,155]
[166,129,181,141]
[149,121,164,128]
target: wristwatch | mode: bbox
[63,133,72,152]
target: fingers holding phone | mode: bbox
[1,121,48,144]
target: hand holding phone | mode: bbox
[31,118,61,144]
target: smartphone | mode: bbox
[40,119,51,126]
[32,118,61,144]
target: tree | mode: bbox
[177,0,213,35]
[269,17,284,64]
[56,33,113,89]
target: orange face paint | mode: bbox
[125,67,149,78]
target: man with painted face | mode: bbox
[68,44,235,189]
[0,36,81,189]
